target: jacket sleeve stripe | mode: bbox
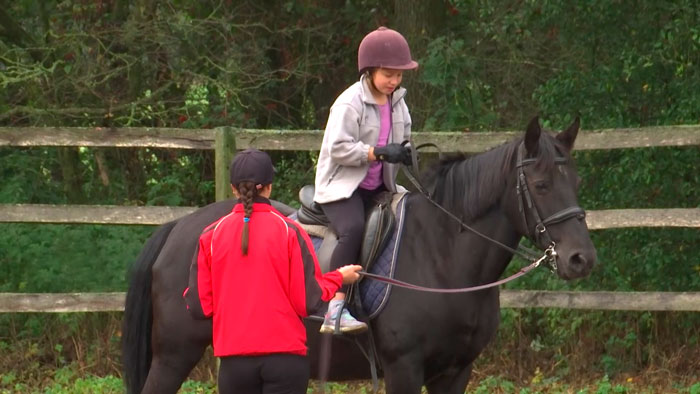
[284,219,342,315]
[210,212,235,256]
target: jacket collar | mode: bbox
[232,197,272,213]
[360,73,407,108]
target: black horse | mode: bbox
[122,117,596,393]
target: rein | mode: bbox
[358,141,586,292]
[400,153,542,263]
[402,142,544,262]
[358,245,555,292]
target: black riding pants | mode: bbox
[320,186,385,293]
[218,353,309,394]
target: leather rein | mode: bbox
[357,142,586,293]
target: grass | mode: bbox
[0,313,697,393]
[1,366,698,394]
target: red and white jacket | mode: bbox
[184,198,342,357]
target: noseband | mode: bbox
[515,142,586,270]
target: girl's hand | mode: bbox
[373,143,410,163]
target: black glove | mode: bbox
[402,146,413,166]
[374,143,409,164]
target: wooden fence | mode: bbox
[1,125,699,313]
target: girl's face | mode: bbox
[370,68,403,96]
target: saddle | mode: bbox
[297,185,395,274]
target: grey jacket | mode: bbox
[314,74,412,204]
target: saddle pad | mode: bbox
[358,193,408,318]
[291,192,408,320]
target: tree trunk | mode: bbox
[393,0,448,44]
[0,3,43,62]
[57,148,85,203]
[392,0,449,129]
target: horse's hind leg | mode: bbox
[141,317,211,394]
[140,342,208,394]
[425,364,472,394]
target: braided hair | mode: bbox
[237,181,258,255]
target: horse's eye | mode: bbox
[534,182,549,192]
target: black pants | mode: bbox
[320,186,385,293]
[218,353,309,394]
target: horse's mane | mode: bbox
[421,132,565,221]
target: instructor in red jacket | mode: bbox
[184,148,362,394]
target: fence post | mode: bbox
[215,126,236,201]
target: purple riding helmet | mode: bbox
[358,27,419,74]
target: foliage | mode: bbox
[0,1,391,129]
[0,223,152,293]
[531,1,700,128]
[267,151,319,209]
[0,0,698,387]
[419,35,499,131]
[425,0,700,129]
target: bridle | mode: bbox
[515,142,587,272]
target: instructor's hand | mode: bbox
[337,264,363,284]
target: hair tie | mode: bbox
[244,217,250,223]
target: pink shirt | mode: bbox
[360,100,392,190]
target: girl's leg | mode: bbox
[319,189,370,333]
[320,189,366,296]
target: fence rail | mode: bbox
[2,291,698,313]
[2,125,700,152]
[0,204,198,225]
[1,125,698,313]
[1,204,699,228]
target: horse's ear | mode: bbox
[524,116,541,155]
[556,116,580,152]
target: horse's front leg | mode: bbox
[425,364,473,394]
[381,351,425,394]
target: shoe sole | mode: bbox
[319,324,368,335]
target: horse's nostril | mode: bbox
[570,253,587,267]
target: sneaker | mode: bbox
[319,300,368,334]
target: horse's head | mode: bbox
[503,116,597,280]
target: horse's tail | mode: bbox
[122,220,178,394]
